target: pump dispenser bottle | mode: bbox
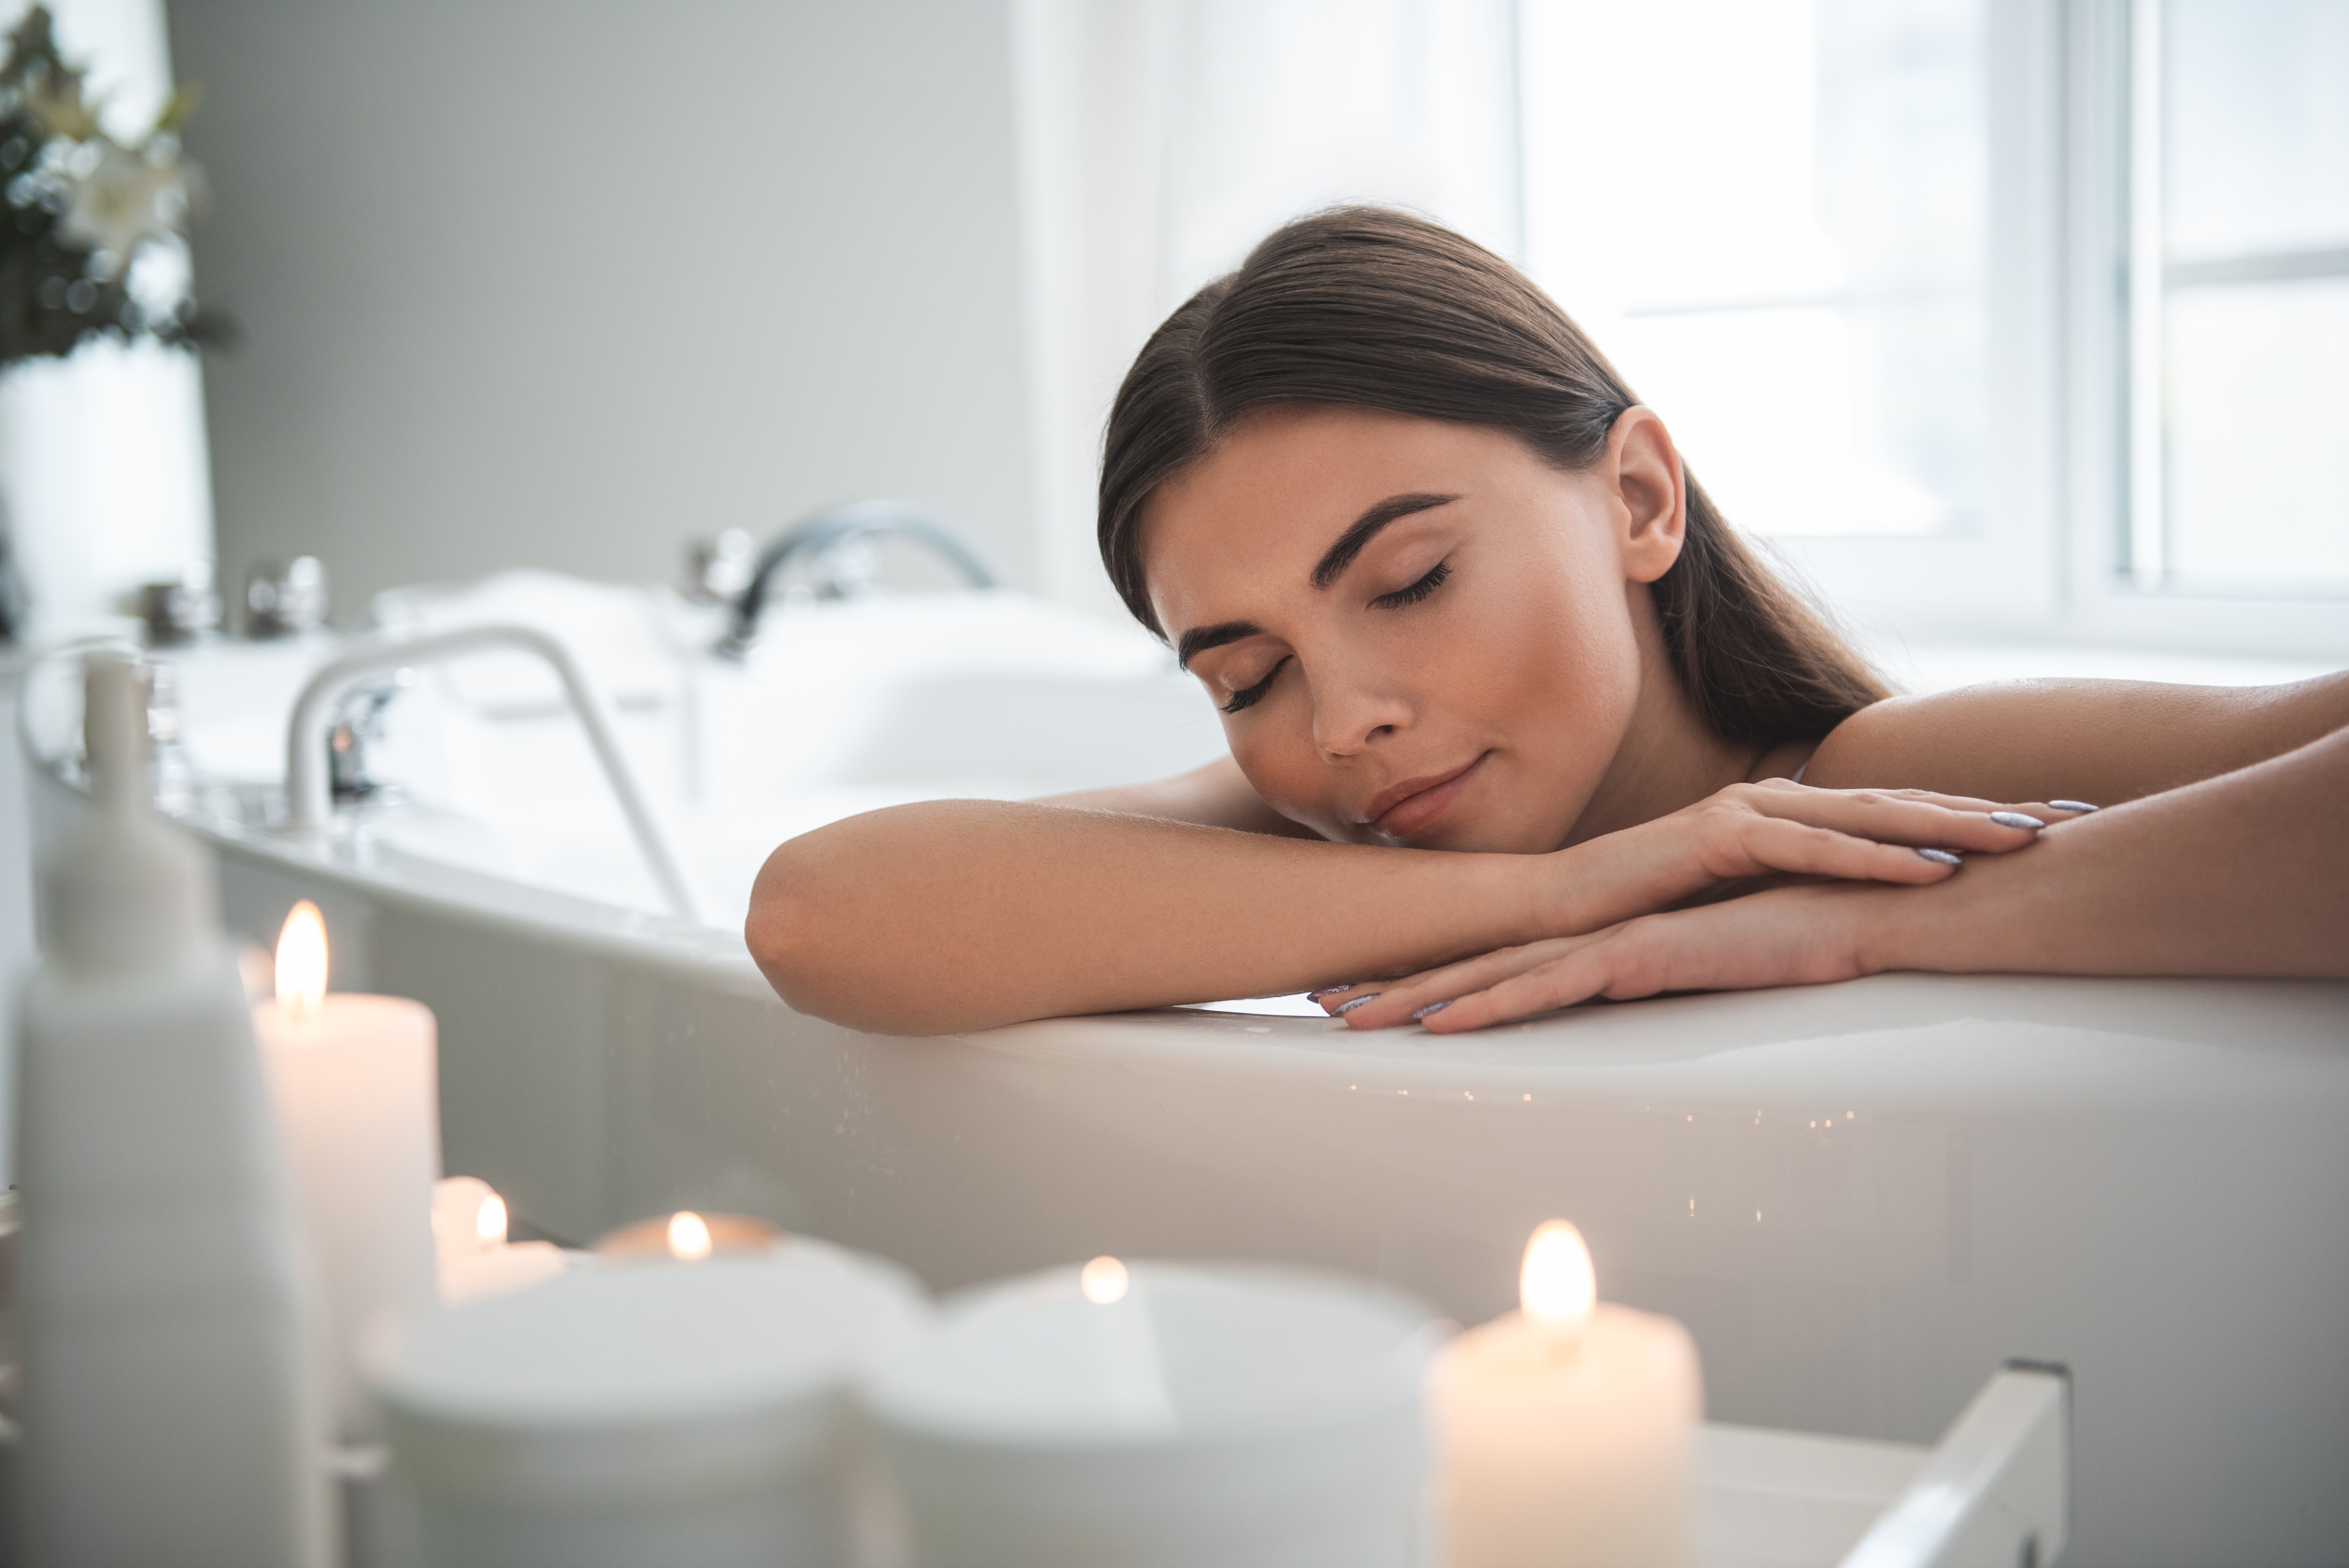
[14,651,330,1566]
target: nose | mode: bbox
[1309,668,1412,760]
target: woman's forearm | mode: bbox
[1866,723,2349,978]
[746,802,1545,1033]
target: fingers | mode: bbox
[1720,784,2098,866]
[1317,941,1579,1027]
[1732,817,1967,886]
[1417,887,1874,1034]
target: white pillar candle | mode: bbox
[865,1258,1446,1568]
[253,900,440,1438]
[432,1176,567,1307]
[1438,1221,1701,1568]
[367,1238,928,1568]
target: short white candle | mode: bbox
[432,1176,567,1307]
[865,1259,1446,1568]
[252,901,440,1438]
[368,1239,928,1568]
[1438,1221,1701,1568]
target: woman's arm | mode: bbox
[748,803,1542,1033]
[1805,671,2349,804]
[1333,720,2349,1032]
[748,767,2059,1034]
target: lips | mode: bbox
[1362,753,1488,839]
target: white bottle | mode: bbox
[13,652,331,1567]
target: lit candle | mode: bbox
[592,1209,781,1262]
[253,900,440,1438]
[1437,1221,1701,1568]
[431,1176,567,1307]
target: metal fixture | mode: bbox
[245,556,330,638]
[135,561,221,645]
[324,675,411,805]
[715,499,996,660]
[683,529,757,603]
[282,624,700,923]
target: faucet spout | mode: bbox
[717,499,996,659]
[282,624,702,923]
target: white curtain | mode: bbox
[1013,0,1520,618]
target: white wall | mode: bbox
[168,0,1041,616]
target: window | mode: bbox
[1517,0,2348,657]
[2139,0,2349,592]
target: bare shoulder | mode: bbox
[1804,670,2349,804]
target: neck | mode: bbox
[1565,586,1772,845]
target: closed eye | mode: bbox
[1220,656,1290,714]
[1371,560,1451,609]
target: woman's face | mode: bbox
[1141,405,1686,853]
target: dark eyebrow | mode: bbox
[1310,492,1459,589]
[1175,619,1265,671]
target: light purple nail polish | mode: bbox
[1307,984,1356,1001]
[1989,811,2044,830]
[1916,847,1962,867]
[1334,993,1380,1015]
[2049,800,2098,813]
[1413,1000,1451,1021]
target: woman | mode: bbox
[749,208,2349,1035]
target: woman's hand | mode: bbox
[1321,879,1887,1032]
[1535,780,2087,935]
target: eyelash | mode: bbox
[1221,658,1287,714]
[1372,559,1452,609]
[1218,561,1454,715]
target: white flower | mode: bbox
[60,138,188,277]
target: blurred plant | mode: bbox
[0,5,227,366]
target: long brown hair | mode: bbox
[1097,207,1888,744]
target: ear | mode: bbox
[1602,406,1686,585]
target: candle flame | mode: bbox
[1080,1255,1129,1304]
[275,901,328,1020]
[476,1193,508,1246]
[1520,1219,1596,1327]
[668,1210,713,1262]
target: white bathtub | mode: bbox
[25,580,2349,1568]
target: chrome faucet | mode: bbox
[714,499,996,660]
[281,624,701,923]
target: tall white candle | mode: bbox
[253,900,440,1438]
[1438,1221,1701,1568]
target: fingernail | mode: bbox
[1306,985,1355,1001]
[1916,847,1963,866]
[1412,1001,1451,1021]
[1333,993,1381,1015]
[2050,800,2099,813]
[1989,811,2044,830]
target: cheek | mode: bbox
[1223,720,1338,830]
[1456,554,1637,728]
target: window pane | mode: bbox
[1523,0,1988,538]
[2157,0,2349,592]
[2165,0,2349,261]
[2165,280,2349,586]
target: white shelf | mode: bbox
[1698,1365,2069,1568]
